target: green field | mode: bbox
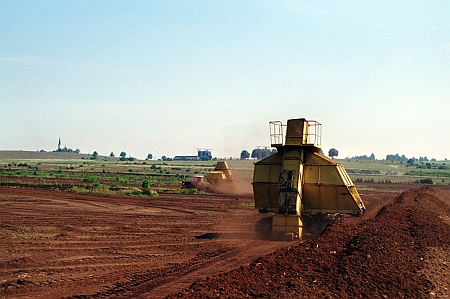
[338,158,450,185]
[0,156,256,196]
[0,154,449,197]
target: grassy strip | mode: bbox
[405,170,450,177]
[179,188,204,194]
[68,185,158,196]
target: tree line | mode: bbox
[347,153,442,163]
[239,148,277,160]
[240,147,341,160]
[350,153,376,160]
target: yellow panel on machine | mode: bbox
[252,118,365,240]
[206,171,227,181]
[206,161,235,193]
[302,151,365,215]
[252,152,283,212]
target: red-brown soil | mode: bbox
[1,183,449,298]
[0,185,291,299]
[170,185,450,299]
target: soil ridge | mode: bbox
[169,186,450,298]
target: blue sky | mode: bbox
[1,1,449,160]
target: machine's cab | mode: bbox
[270,119,322,148]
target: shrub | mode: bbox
[142,179,149,189]
[69,184,110,194]
[142,189,158,196]
[416,178,433,184]
[82,176,98,183]
[68,186,90,193]
[119,188,157,196]
[180,188,202,194]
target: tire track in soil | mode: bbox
[146,241,291,299]
[74,247,237,298]
[70,241,291,299]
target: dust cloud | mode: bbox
[230,168,254,195]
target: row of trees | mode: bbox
[387,154,438,163]
[386,154,436,164]
[87,151,153,161]
[54,147,80,154]
[386,153,408,162]
[350,153,376,160]
[62,146,441,163]
[239,147,340,160]
[240,148,277,160]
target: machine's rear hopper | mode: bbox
[252,118,365,240]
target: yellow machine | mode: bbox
[206,161,235,193]
[182,161,235,193]
[252,118,365,240]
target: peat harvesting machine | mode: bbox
[252,118,365,240]
[182,161,236,194]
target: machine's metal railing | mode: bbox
[269,121,285,147]
[307,120,322,147]
[270,120,322,147]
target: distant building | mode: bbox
[198,149,212,161]
[173,156,200,161]
[53,138,79,153]
[173,149,212,161]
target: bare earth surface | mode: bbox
[170,185,450,299]
[1,183,449,298]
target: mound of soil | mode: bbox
[169,186,450,298]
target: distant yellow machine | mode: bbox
[206,161,236,193]
[182,161,235,193]
[252,118,365,240]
